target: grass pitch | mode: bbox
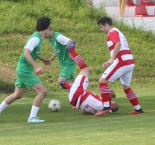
[0,1,155,145]
[0,89,155,145]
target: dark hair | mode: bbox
[36,16,51,31]
[97,16,113,26]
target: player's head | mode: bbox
[36,16,51,31]
[110,101,119,112]
[44,26,54,39]
[97,16,113,33]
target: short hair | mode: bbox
[36,16,51,31]
[97,16,113,26]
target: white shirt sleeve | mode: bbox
[57,34,71,45]
[24,37,40,51]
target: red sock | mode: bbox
[69,49,78,58]
[124,88,139,106]
[69,49,87,69]
[63,82,71,90]
[99,83,111,104]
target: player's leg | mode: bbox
[58,65,76,90]
[120,65,144,114]
[27,82,47,123]
[95,77,111,116]
[24,73,47,123]
[66,41,88,69]
[58,77,72,90]
[61,42,90,89]
[95,61,124,116]
[0,86,26,113]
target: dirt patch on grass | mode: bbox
[0,65,16,82]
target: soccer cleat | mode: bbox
[128,109,144,114]
[95,107,111,116]
[27,117,45,123]
[66,40,77,52]
[59,81,65,88]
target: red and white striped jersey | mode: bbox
[107,28,134,64]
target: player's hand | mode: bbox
[72,106,77,110]
[102,59,113,69]
[35,67,44,75]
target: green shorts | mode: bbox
[60,64,76,80]
[15,72,41,88]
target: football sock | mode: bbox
[0,101,9,113]
[63,82,71,90]
[29,105,39,119]
[99,83,111,107]
[69,49,88,69]
[124,87,141,110]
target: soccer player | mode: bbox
[60,43,119,115]
[0,16,51,123]
[46,27,76,88]
[95,16,144,116]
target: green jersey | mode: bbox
[16,32,43,74]
[49,32,76,66]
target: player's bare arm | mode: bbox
[49,53,56,61]
[102,42,121,69]
[24,49,43,75]
[38,54,51,66]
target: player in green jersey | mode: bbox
[0,16,51,123]
[46,27,76,88]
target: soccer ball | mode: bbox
[48,99,61,112]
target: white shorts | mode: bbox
[102,60,134,86]
[68,75,89,105]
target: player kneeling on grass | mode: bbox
[60,42,119,115]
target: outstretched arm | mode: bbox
[38,54,51,66]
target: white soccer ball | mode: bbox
[48,99,61,112]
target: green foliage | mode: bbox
[0,0,105,33]
[0,0,155,92]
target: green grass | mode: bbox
[0,90,155,145]
[0,0,155,144]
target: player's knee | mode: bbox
[85,67,91,73]
[99,77,107,84]
[14,93,23,99]
[41,88,48,96]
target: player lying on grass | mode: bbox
[60,42,119,115]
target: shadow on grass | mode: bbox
[0,80,14,93]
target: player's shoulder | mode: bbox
[54,32,62,37]
[109,28,120,33]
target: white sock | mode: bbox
[0,101,9,113]
[104,101,110,108]
[134,105,141,110]
[28,105,39,119]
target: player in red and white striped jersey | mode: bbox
[96,16,144,116]
[60,42,119,115]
